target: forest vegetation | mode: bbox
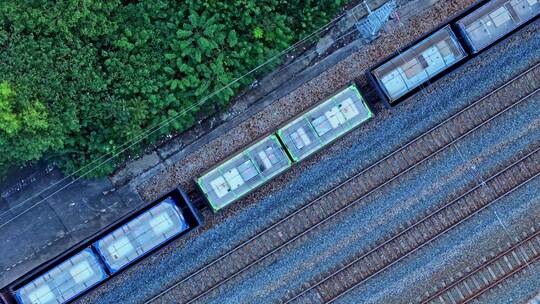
[0,0,348,178]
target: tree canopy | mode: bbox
[0,0,348,178]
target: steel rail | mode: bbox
[145,62,540,304]
[288,139,540,303]
[422,229,540,304]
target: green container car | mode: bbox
[196,135,292,211]
[277,85,373,162]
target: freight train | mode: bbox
[1,0,538,303]
[0,189,202,304]
[197,0,540,210]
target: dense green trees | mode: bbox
[0,0,348,178]
[0,82,62,177]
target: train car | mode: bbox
[456,0,540,53]
[277,84,373,162]
[14,249,107,304]
[196,135,292,212]
[196,84,374,211]
[369,0,539,107]
[1,188,201,304]
[93,193,194,273]
[369,25,468,106]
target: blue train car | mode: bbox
[14,249,107,304]
[1,188,201,304]
[94,196,191,273]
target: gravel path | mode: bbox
[75,16,540,304]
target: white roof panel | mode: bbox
[372,25,466,102]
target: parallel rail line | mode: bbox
[421,228,540,304]
[145,63,540,304]
[284,127,540,304]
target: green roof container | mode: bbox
[277,85,373,162]
[197,135,292,211]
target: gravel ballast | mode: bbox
[336,178,540,304]
[75,14,540,304]
[193,89,540,304]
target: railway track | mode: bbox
[420,227,540,304]
[145,63,540,304]
[283,138,540,304]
